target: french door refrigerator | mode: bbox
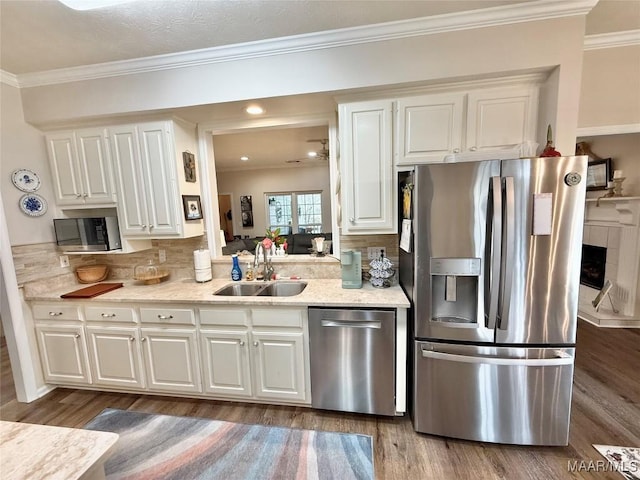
[399,156,587,446]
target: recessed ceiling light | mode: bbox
[307,151,318,158]
[245,105,264,115]
[240,156,249,161]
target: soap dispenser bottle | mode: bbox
[231,254,242,281]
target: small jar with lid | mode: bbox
[134,259,169,285]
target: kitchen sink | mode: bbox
[213,281,307,297]
[213,283,266,296]
[257,281,308,297]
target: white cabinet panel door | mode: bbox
[141,328,201,393]
[200,330,252,397]
[75,128,115,205]
[340,100,395,234]
[46,132,84,205]
[35,325,91,385]
[251,331,306,402]
[86,326,145,389]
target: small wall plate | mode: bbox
[12,169,41,192]
[19,193,48,217]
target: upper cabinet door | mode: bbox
[339,100,396,234]
[396,93,465,165]
[46,132,84,205]
[75,128,116,205]
[466,86,538,152]
[109,124,150,236]
[46,130,116,207]
[137,122,180,236]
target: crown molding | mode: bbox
[584,30,640,50]
[14,0,597,89]
[577,124,640,137]
[0,70,20,88]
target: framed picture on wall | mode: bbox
[183,152,196,183]
[241,210,254,227]
[182,195,203,220]
[586,158,612,191]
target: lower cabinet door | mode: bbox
[35,324,91,385]
[86,326,145,389]
[251,331,307,402]
[140,328,201,393]
[200,330,252,397]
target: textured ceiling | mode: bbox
[1,0,530,75]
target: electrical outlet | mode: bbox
[367,247,386,260]
[158,249,167,263]
[59,255,69,268]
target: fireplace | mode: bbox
[580,244,607,290]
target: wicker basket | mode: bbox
[75,264,109,284]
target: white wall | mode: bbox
[0,83,57,246]
[217,165,331,237]
[20,16,586,155]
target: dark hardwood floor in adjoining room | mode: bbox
[1,320,638,480]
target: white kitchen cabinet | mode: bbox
[86,326,145,389]
[395,93,465,165]
[109,120,203,239]
[200,330,252,397]
[466,86,538,152]
[35,324,92,385]
[140,328,201,393]
[339,100,396,234]
[46,128,116,207]
[251,331,307,402]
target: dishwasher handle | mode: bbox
[321,320,382,329]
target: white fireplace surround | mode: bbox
[578,197,640,328]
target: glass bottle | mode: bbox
[231,254,242,281]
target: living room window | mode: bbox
[266,191,322,234]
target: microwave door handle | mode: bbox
[485,176,502,330]
[499,176,516,330]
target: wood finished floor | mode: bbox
[1,320,638,480]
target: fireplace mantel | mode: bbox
[579,197,640,328]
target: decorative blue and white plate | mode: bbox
[11,169,41,192]
[19,193,47,217]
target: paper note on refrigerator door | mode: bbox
[400,219,412,252]
[533,193,553,235]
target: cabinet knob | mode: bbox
[75,194,82,198]
[157,314,173,320]
[74,334,80,339]
[453,148,461,153]
[239,341,245,347]
[141,337,146,342]
[349,217,355,223]
[83,193,88,198]
[49,312,63,316]
[253,341,259,347]
[149,225,154,230]
[129,336,135,342]
[101,313,116,318]
[141,225,147,229]
[470,146,478,151]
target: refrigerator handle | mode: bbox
[485,176,502,330]
[499,176,516,330]
[420,348,573,367]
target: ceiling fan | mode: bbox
[286,139,329,164]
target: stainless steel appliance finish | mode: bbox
[414,342,575,445]
[53,216,121,252]
[309,308,396,416]
[400,156,587,445]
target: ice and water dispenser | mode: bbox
[430,258,481,324]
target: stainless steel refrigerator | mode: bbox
[399,156,587,446]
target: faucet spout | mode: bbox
[254,243,270,280]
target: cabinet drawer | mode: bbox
[85,306,136,323]
[252,308,304,328]
[140,307,195,325]
[200,308,249,327]
[32,304,81,321]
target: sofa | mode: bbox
[222,233,333,255]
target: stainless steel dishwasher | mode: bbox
[308,307,396,416]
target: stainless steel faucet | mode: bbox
[254,243,272,281]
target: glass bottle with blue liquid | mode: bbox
[231,254,242,281]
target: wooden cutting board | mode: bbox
[61,282,124,299]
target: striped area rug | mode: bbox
[85,408,374,480]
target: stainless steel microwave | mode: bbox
[53,217,122,252]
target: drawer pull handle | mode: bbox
[157,314,174,320]
[49,312,63,316]
[101,313,117,318]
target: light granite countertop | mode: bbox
[25,277,410,309]
[0,420,118,480]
